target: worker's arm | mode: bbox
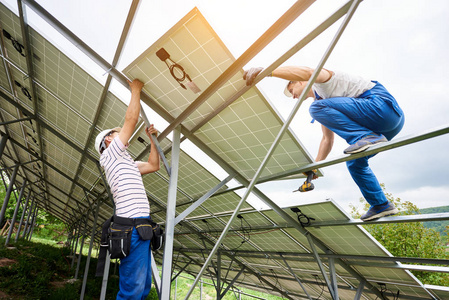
[137,125,160,175]
[243,66,332,85]
[118,79,144,146]
[272,66,332,83]
[316,125,334,162]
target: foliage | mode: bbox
[0,172,67,241]
[420,206,449,243]
[350,185,449,286]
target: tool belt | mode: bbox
[95,215,164,277]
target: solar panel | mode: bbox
[123,8,316,181]
[1,2,448,300]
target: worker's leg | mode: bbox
[309,95,402,144]
[117,227,152,300]
[346,155,387,207]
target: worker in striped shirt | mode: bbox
[95,79,160,299]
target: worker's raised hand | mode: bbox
[145,124,158,138]
[128,79,144,93]
[243,67,264,86]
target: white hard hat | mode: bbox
[284,81,294,97]
[95,129,113,156]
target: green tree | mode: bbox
[350,184,449,286]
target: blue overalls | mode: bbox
[309,81,404,206]
[117,216,152,300]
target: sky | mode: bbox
[2,0,449,214]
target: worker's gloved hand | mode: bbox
[243,67,264,86]
[303,169,318,180]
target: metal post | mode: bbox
[80,201,101,300]
[0,165,19,227]
[22,196,35,238]
[174,276,178,300]
[354,279,365,300]
[15,192,31,242]
[0,133,8,158]
[100,253,111,300]
[328,250,339,299]
[280,254,312,300]
[151,254,162,299]
[160,127,181,299]
[5,179,27,245]
[27,205,38,240]
[200,280,203,300]
[71,219,82,269]
[306,233,336,299]
[75,208,92,279]
[217,251,221,300]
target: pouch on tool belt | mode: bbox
[151,222,164,251]
[136,223,153,240]
[108,223,133,259]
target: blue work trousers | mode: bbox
[309,82,404,206]
[117,222,152,299]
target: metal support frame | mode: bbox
[280,254,312,300]
[327,250,339,300]
[80,200,101,300]
[6,0,444,298]
[15,193,31,242]
[21,195,34,238]
[5,179,27,245]
[27,203,38,240]
[184,1,370,298]
[75,204,92,279]
[0,133,8,157]
[174,174,235,225]
[100,254,111,300]
[0,165,18,227]
[0,117,33,126]
[17,0,49,200]
[160,127,181,299]
[219,265,245,299]
[306,233,336,299]
[71,218,82,269]
[151,254,162,299]
[354,279,365,300]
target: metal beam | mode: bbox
[160,127,181,299]
[80,200,101,300]
[65,0,142,213]
[158,0,316,140]
[5,179,28,245]
[0,133,8,157]
[17,0,50,204]
[306,233,336,299]
[258,123,449,183]
[0,117,33,126]
[0,165,18,226]
[354,279,365,300]
[280,254,312,300]
[181,0,354,143]
[174,174,235,225]
[15,192,31,242]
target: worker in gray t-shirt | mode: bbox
[243,66,404,221]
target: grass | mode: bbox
[0,237,285,300]
[170,274,286,300]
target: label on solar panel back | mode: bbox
[186,81,201,94]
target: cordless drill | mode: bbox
[293,170,316,192]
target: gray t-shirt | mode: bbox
[312,71,375,99]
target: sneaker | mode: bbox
[360,201,399,221]
[344,134,388,154]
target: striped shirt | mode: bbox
[99,136,150,218]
